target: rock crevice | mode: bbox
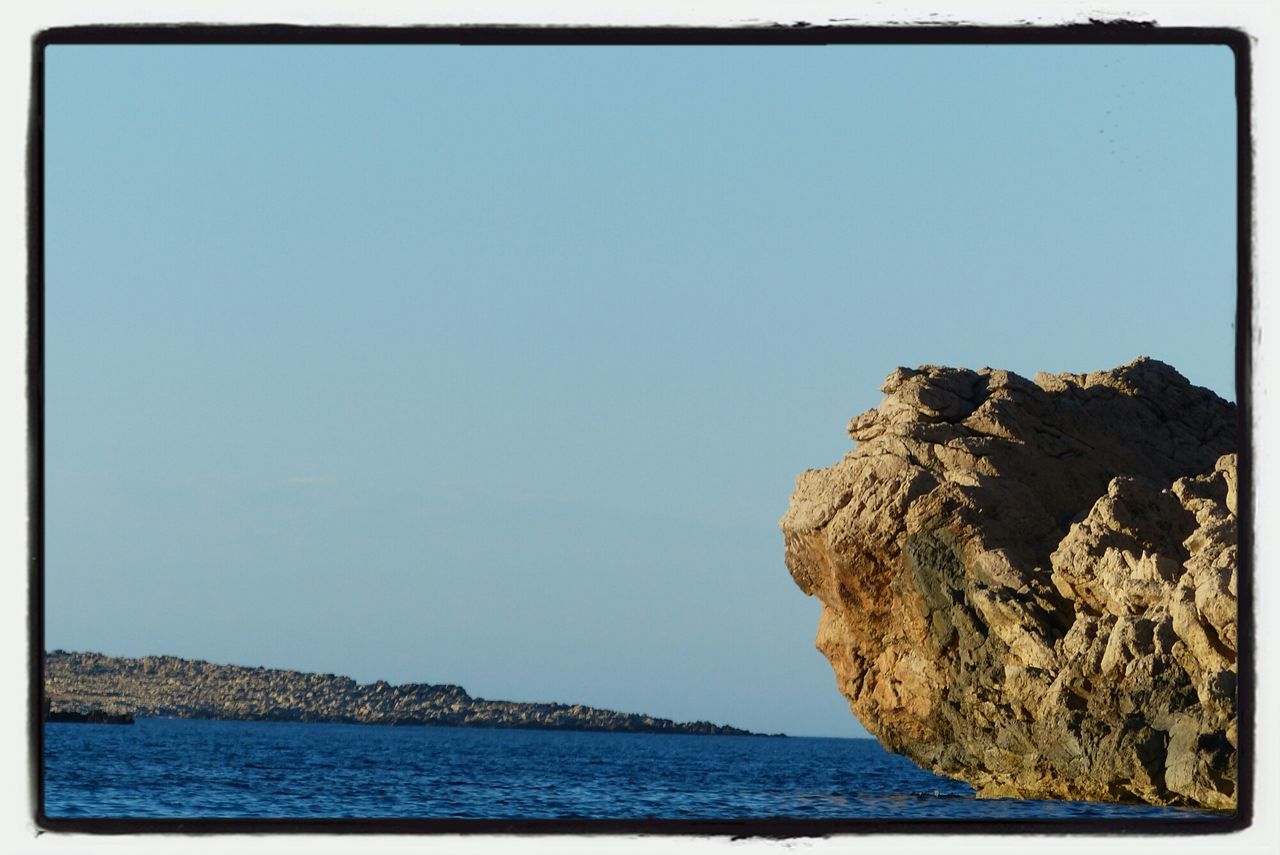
[781,358,1237,808]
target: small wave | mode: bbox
[42,720,1222,821]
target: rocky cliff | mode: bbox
[780,358,1238,808]
[45,651,765,736]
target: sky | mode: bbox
[42,43,1236,739]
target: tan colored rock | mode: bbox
[781,358,1237,808]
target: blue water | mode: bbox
[44,719,1217,820]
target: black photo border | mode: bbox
[27,21,1255,837]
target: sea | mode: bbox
[44,718,1221,821]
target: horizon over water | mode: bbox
[44,719,1221,820]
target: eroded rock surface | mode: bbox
[781,358,1238,808]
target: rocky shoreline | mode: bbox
[44,651,775,737]
[43,702,134,725]
[781,358,1238,809]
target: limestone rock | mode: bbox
[781,358,1237,808]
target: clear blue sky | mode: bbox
[43,43,1236,738]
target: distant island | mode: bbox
[44,651,778,737]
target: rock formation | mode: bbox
[780,358,1238,809]
[45,651,768,737]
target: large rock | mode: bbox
[780,358,1238,808]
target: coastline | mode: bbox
[44,650,782,737]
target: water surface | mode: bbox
[44,718,1219,820]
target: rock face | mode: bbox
[45,651,766,737]
[781,358,1238,809]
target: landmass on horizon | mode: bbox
[43,650,780,737]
